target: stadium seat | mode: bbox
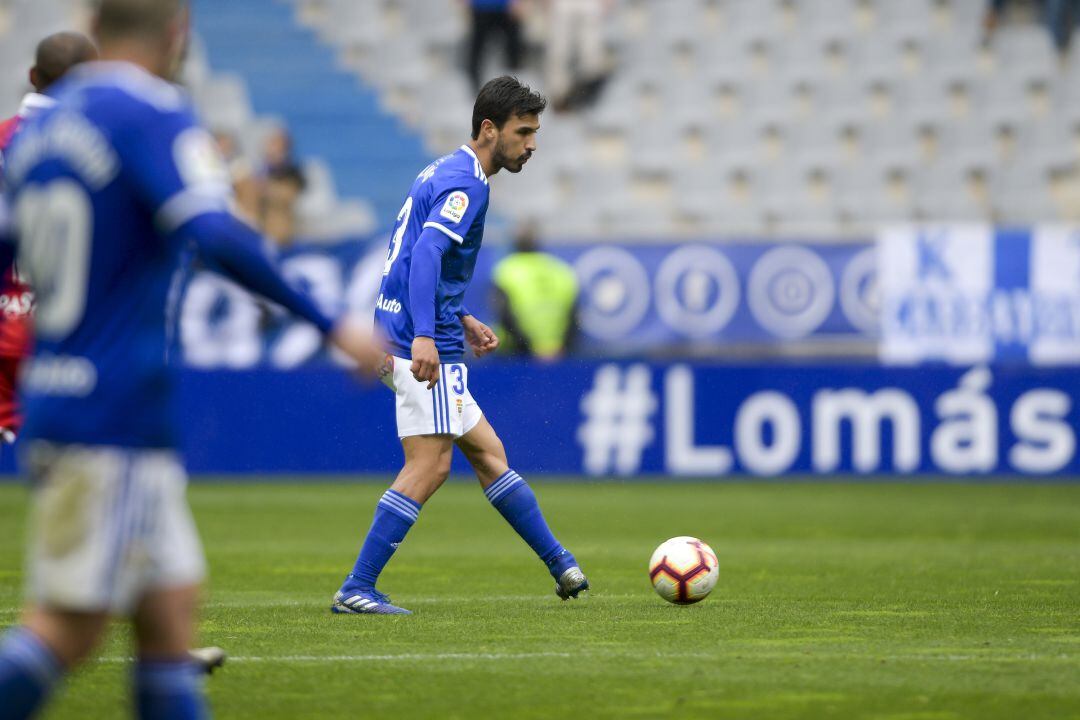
[850,35,913,89]
[649,0,707,48]
[723,0,789,41]
[1013,118,1080,174]
[989,161,1060,222]
[972,75,1038,130]
[858,118,924,172]
[704,121,773,174]
[945,0,988,30]
[797,0,863,48]
[934,118,1001,171]
[834,161,914,225]
[872,0,941,40]
[991,26,1058,86]
[912,160,988,221]
[193,74,254,134]
[784,121,854,171]
[922,31,984,80]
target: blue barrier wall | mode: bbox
[180,240,878,371]
[6,362,1073,478]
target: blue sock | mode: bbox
[343,489,421,591]
[485,470,575,578]
[135,659,208,720]
[0,627,63,720]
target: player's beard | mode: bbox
[493,139,531,174]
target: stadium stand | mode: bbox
[2,0,1078,240]
[286,0,1080,238]
[0,0,388,239]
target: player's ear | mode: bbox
[163,4,191,79]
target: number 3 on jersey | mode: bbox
[383,196,413,276]
[15,180,93,338]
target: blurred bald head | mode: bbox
[95,0,184,41]
[92,0,189,80]
[30,32,98,93]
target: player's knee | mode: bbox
[403,448,452,484]
[432,450,453,481]
[26,610,107,667]
[459,438,508,480]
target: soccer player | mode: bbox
[0,32,98,444]
[332,76,588,615]
[0,1,383,718]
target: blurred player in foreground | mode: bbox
[331,76,588,615]
[0,1,382,717]
[0,32,98,444]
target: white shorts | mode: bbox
[24,442,207,614]
[383,355,483,438]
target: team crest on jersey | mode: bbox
[440,191,469,223]
[174,127,229,191]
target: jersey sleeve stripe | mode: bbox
[155,187,230,233]
[423,221,464,244]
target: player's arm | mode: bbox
[0,195,13,279]
[409,226,453,388]
[121,101,382,372]
[412,178,493,376]
[174,211,381,371]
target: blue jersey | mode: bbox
[4,61,331,448]
[376,145,489,361]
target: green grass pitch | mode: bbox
[1,480,1078,719]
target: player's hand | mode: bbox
[329,315,386,377]
[462,315,499,358]
[411,336,441,389]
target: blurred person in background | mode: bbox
[0,27,226,679]
[0,1,382,717]
[464,0,527,91]
[491,223,579,360]
[1044,0,1079,54]
[0,32,97,445]
[545,0,612,112]
[983,0,1014,42]
[0,33,98,162]
[260,125,298,176]
[983,0,1079,55]
[212,129,259,221]
[260,164,307,249]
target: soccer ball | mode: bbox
[648,536,719,605]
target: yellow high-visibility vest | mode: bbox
[492,252,579,357]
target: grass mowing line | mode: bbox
[201,594,615,607]
[91,650,1074,665]
[95,651,576,663]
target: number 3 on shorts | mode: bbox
[449,365,464,394]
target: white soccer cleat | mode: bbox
[554,566,589,600]
[189,646,227,674]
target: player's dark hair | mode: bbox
[471,76,546,140]
[95,0,185,41]
[33,33,97,91]
[267,163,307,192]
